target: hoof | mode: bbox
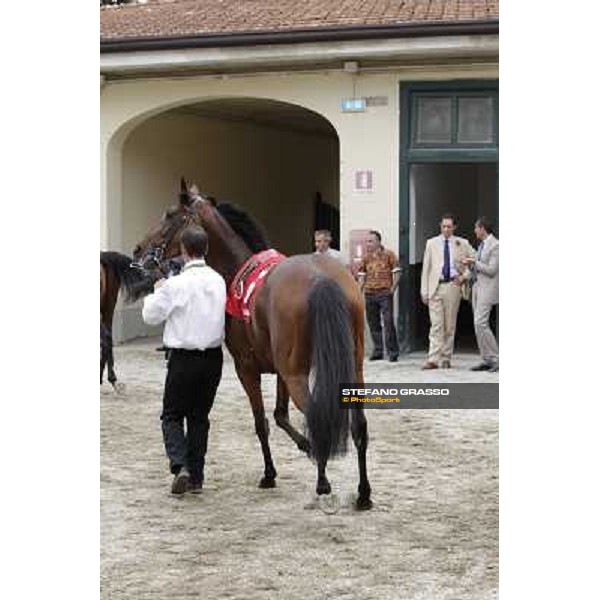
[259,477,276,489]
[355,497,373,511]
[316,480,331,495]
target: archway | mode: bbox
[106,96,340,340]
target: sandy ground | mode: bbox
[101,338,498,600]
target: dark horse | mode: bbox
[133,181,372,509]
[100,251,148,390]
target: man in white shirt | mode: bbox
[314,229,346,265]
[142,226,226,495]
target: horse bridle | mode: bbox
[132,196,204,274]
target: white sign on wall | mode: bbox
[354,169,374,193]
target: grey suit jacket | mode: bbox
[472,234,499,305]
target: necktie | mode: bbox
[443,239,450,281]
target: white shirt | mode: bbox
[142,259,226,350]
[439,235,459,279]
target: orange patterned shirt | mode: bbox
[358,248,401,292]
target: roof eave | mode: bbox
[100,19,499,53]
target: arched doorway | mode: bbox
[110,97,340,340]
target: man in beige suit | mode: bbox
[462,217,499,372]
[420,214,472,369]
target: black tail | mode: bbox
[306,277,355,463]
[100,251,148,302]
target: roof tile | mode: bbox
[101,0,499,41]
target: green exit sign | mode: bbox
[341,98,366,113]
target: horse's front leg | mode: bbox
[235,364,277,488]
[100,321,109,385]
[105,326,125,394]
[106,328,118,390]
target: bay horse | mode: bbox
[132,180,372,510]
[100,251,149,390]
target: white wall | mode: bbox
[101,64,498,341]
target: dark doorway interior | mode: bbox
[409,162,498,351]
[314,192,341,250]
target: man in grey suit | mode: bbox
[462,217,499,372]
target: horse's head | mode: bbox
[132,178,215,274]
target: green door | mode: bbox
[398,80,499,352]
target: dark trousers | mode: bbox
[161,347,223,484]
[365,291,399,358]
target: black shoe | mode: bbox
[187,479,203,494]
[388,355,398,362]
[369,353,383,361]
[489,364,499,373]
[470,363,492,372]
[171,469,190,495]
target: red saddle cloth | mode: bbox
[226,249,287,322]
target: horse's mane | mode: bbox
[216,202,270,253]
[100,251,147,302]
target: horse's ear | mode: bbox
[179,177,191,206]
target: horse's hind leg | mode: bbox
[100,323,107,384]
[274,375,311,454]
[351,407,372,510]
[316,459,331,495]
[101,321,111,385]
[285,375,331,496]
[235,365,277,488]
[350,303,371,508]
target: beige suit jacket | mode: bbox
[420,235,472,300]
[472,234,499,305]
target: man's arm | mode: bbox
[142,282,175,326]
[357,257,366,292]
[475,243,499,277]
[456,240,476,283]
